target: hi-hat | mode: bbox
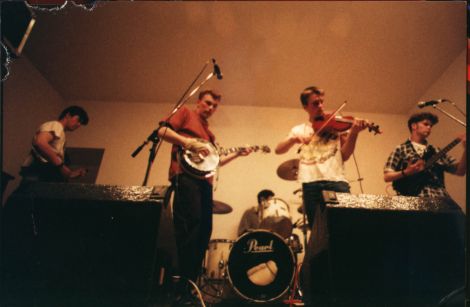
[276,159,299,181]
[213,200,233,214]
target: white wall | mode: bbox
[2,57,66,202]
[413,49,467,211]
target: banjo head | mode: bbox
[178,139,220,178]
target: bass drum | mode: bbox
[227,230,295,303]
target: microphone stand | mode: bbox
[431,99,466,127]
[131,59,216,186]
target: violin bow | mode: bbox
[312,101,348,137]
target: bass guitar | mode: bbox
[392,137,461,196]
[178,139,271,179]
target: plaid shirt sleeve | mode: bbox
[432,145,457,173]
[384,145,403,172]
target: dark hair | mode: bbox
[407,112,438,132]
[59,106,89,125]
[199,90,221,101]
[257,189,275,204]
[300,86,324,106]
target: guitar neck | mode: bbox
[424,138,461,169]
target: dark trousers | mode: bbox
[171,174,213,286]
[300,180,350,306]
[20,161,65,183]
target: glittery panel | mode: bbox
[333,193,458,213]
[17,182,167,203]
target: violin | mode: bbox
[313,113,382,135]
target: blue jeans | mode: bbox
[302,180,350,228]
[300,180,350,306]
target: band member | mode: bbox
[157,90,251,305]
[384,112,466,197]
[20,106,89,182]
[275,86,367,306]
[237,189,275,236]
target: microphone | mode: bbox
[417,99,447,108]
[212,58,223,80]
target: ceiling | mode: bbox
[16,1,467,114]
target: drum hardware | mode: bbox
[276,159,299,181]
[285,233,303,254]
[283,262,304,306]
[212,200,233,214]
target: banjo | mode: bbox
[178,139,271,179]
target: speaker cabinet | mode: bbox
[2,182,165,306]
[306,194,465,307]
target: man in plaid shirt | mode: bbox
[384,112,466,198]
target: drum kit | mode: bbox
[200,159,308,304]
[201,228,300,304]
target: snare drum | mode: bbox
[227,230,295,302]
[259,198,293,238]
[204,239,234,280]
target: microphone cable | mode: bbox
[351,152,364,194]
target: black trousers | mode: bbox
[171,173,213,285]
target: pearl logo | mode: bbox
[244,239,274,253]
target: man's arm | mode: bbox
[33,131,63,166]
[33,131,86,179]
[340,119,367,161]
[452,135,466,176]
[275,135,309,154]
[383,160,425,182]
[219,148,252,166]
[157,126,209,154]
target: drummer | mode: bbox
[237,189,275,236]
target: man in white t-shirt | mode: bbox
[275,86,367,306]
[21,106,89,182]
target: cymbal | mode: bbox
[213,200,233,214]
[276,159,299,181]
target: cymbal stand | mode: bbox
[300,197,308,260]
[283,253,303,306]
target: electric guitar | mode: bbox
[178,139,271,179]
[392,137,461,196]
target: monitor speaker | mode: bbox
[2,183,165,306]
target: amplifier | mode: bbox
[306,192,465,307]
[2,182,167,306]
